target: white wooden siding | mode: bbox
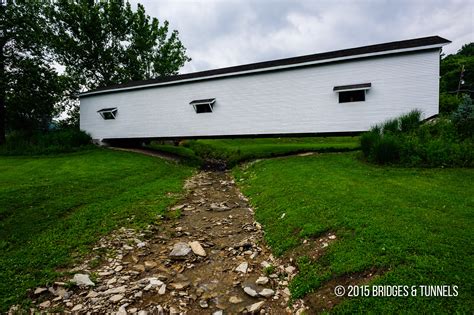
[80,50,440,140]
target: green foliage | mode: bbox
[361,109,473,167]
[398,110,422,133]
[440,43,474,95]
[0,150,194,311]
[451,95,474,139]
[0,129,92,155]
[1,1,190,140]
[6,58,70,132]
[371,134,400,164]
[49,1,190,90]
[234,153,474,313]
[439,93,462,114]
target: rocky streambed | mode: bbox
[15,170,308,314]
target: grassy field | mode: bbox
[234,152,473,313]
[150,136,360,166]
[0,149,194,311]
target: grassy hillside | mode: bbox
[234,152,473,313]
[0,149,194,311]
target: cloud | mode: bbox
[131,0,473,73]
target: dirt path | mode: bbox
[24,170,306,314]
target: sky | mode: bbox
[131,0,473,74]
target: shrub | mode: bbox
[452,95,474,139]
[439,93,461,114]
[0,129,92,155]
[381,118,400,134]
[399,110,422,133]
[361,110,473,167]
[371,134,400,164]
[360,126,381,157]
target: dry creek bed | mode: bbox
[11,170,339,314]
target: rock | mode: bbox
[170,282,189,290]
[235,262,248,273]
[282,288,291,296]
[199,300,209,308]
[285,266,296,274]
[228,296,243,304]
[133,264,146,272]
[102,285,127,295]
[34,287,48,295]
[144,261,157,269]
[169,306,179,315]
[115,265,123,272]
[169,242,192,259]
[144,278,164,291]
[188,241,206,257]
[72,273,95,286]
[280,213,286,219]
[261,261,271,268]
[129,308,138,313]
[329,234,336,240]
[158,284,166,295]
[39,300,51,308]
[259,288,275,297]
[138,311,148,315]
[210,203,230,211]
[107,277,117,285]
[109,294,124,303]
[71,304,83,312]
[243,286,259,297]
[212,311,223,315]
[117,306,127,315]
[255,276,269,285]
[86,290,98,298]
[246,301,265,313]
[137,242,146,248]
[54,287,68,298]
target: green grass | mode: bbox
[147,143,203,166]
[151,137,360,166]
[0,149,194,311]
[234,152,473,313]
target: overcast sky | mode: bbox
[131,0,473,74]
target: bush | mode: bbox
[399,110,422,133]
[452,95,474,139]
[372,135,400,164]
[439,93,461,114]
[0,129,93,155]
[361,110,473,167]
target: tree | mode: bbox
[49,1,190,91]
[440,43,474,95]
[0,0,53,144]
[6,58,68,132]
[0,0,190,139]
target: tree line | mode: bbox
[0,0,190,144]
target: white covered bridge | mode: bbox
[79,36,450,144]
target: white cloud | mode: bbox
[132,0,474,73]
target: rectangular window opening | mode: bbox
[190,98,216,114]
[338,90,366,103]
[97,107,118,120]
[334,83,371,103]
